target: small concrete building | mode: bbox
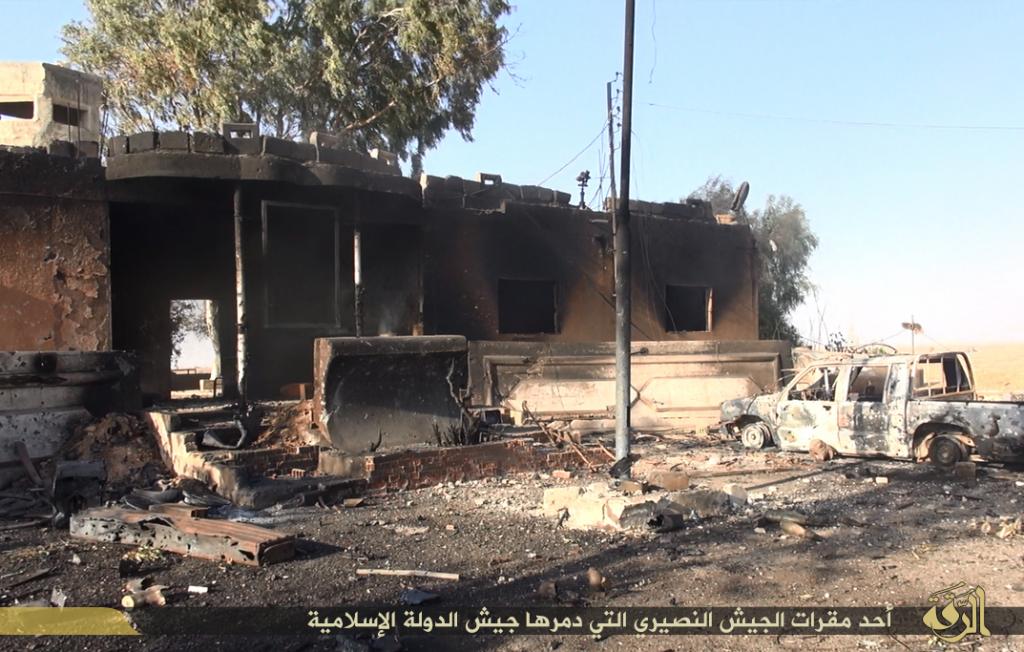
[0,62,102,150]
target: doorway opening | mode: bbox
[170,299,222,398]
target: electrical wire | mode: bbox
[536,123,607,187]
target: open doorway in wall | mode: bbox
[170,299,222,398]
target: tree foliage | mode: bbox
[61,0,510,166]
[689,176,818,344]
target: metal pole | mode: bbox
[614,0,636,465]
[606,81,618,209]
[233,184,248,403]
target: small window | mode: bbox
[0,101,34,120]
[53,104,83,126]
[788,366,839,401]
[847,365,888,402]
[913,354,972,397]
[498,279,557,334]
[665,285,712,332]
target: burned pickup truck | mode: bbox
[720,351,1024,466]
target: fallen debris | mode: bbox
[809,439,836,462]
[779,518,822,541]
[646,470,690,491]
[71,506,295,567]
[586,567,606,592]
[188,585,209,594]
[536,580,558,600]
[122,584,168,609]
[356,569,460,581]
[399,589,440,605]
[60,413,166,493]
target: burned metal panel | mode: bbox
[313,335,468,453]
[0,151,110,351]
[70,506,295,566]
[469,340,790,431]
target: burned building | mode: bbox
[1,64,790,471]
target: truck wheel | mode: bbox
[928,435,966,468]
[740,422,771,449]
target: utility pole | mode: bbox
[614,0,636,467]
[606,80,618,208]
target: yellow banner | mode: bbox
[0,608,138,636]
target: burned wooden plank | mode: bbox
[70,507,294,566]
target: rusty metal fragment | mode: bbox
[70,506,295,566]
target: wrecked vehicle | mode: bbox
[720,352,1024,466]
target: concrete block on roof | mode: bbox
[191,132,227,154]
[227,136,260,155]
[317,145,371,168]
[158,131,190,151]
[127,131,157,153]
[369,147,399,168]
[220,121,258,139]
[475,172,502,186]
[443,176,464,193]
[553,190,571,205]
[107,135,128,157]
[262,136,316,162]
[463,179,482,195]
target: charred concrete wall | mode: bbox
[0,148,110,351]
[423,201,758,343]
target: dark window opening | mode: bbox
[665,285,712,332]
[52,104,83,126]
[263,203,340,326]
[0,101,34,120]
[498,279,558,334]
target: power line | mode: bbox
[646,102,1024,132]
[536,123,607,187]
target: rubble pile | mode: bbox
[58,413,167,493]
[253,400,324,449]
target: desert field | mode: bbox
[902,341,1024,399]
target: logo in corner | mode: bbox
[922,582,991,643]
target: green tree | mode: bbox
[61,0,510,168]
[689,176,818,344]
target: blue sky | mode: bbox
[5,0,1022,347]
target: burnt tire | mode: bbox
[740,421,772,450]
[928,435,966,468]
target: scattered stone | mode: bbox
[393,525,429,537]
[552,470,573,481]
[780,518,822,541]
[343,498,366,508]
[809,439,837,462]
[647,470,690,491]
[874,477,889,485]
[721,483,748,507]
[659,490,730,518]
[586,567,606,592]
[49,588,68,608]
[618,480,644,495]
[754,527,767,534]
[188,585,209,594]
[70,554,82,566]
[537,581,558,599]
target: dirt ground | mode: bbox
[2,432,1022,652]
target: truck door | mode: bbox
[838,363,907,457]
[775,365,839,450]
